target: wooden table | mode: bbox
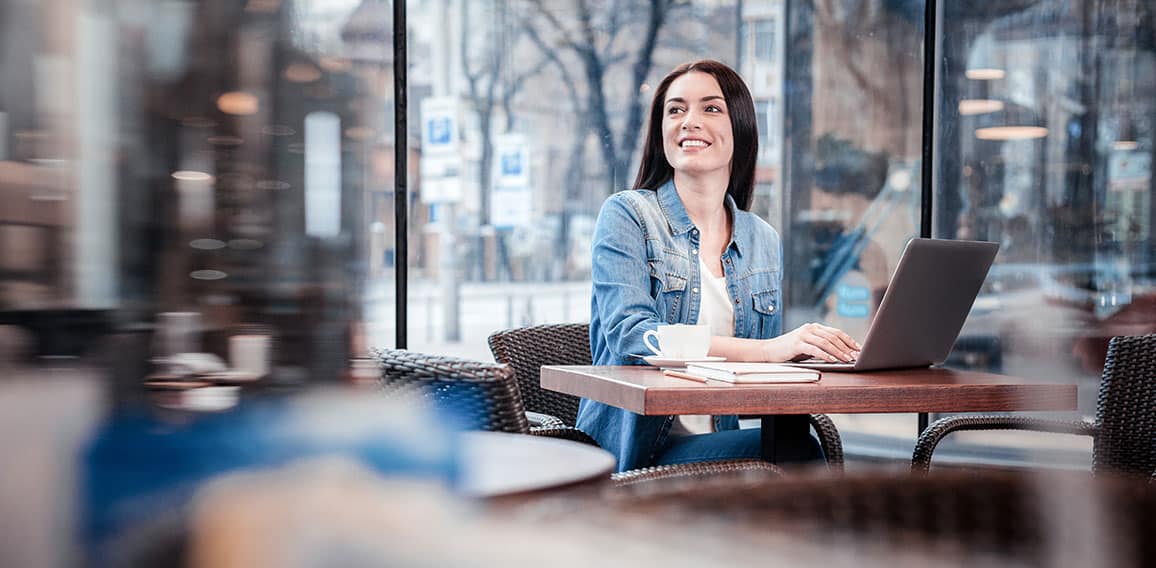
[458,431,616,498]
[541,366,1078,462]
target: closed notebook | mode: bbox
[684,362,821,383]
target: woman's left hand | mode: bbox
[760,322,861,363]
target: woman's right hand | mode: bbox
[762,322,860,363]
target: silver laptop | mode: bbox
[791,238,999,372]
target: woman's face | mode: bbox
[661,71,734,180]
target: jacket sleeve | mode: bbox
[590,194,665,361]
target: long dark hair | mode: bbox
[633,59,758,211]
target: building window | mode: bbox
[752,18,775,63]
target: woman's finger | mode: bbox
[810,327,856,361]
[814,324,858,348]
[800,339,838,362]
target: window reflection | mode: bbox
[935,0,1155,399]
[0,0,386,386]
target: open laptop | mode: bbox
[790,238,999,372]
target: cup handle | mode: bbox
[643,330,662,356]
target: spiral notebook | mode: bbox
[683,362,821,383]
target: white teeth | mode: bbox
[681,140,708,148]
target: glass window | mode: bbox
[401,0,745,361]
[780,0,926,444]
[0,0,391,383]
[753,18,776,62]
[932,0,1154,460]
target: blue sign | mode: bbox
[836,284,870,302]
[501,151,522,176]
[427,116,452,146]
[836,302,870,318]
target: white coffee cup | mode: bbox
[643,324,710,359]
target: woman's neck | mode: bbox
[673,170,730,233]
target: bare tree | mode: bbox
[460,0,549,279]
[522,0,689,195]
[461,0,550,226]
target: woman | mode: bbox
[580,60,860,472]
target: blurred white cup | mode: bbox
[229,334,271,377]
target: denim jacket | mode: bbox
[580,179,784,472]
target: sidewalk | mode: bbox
[364,279,593,361]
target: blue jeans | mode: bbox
[651,426,824,467]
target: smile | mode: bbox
[680,139,710,148]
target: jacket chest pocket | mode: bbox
[751,288,780,338]
[648,252,690,323]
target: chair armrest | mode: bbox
[808,414,844,472]
[611,459,783,487]
[911,415,1096,473]
[525,411,566,429]
[529,425,601,446]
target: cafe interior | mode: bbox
[1,0,1154,565]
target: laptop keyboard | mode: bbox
[795,357,857,366]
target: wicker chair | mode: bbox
[912,334,1156,477]
[370,348,782,481]
[371,347,595,443]
[488,323,845,471]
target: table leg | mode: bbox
[759,415,811,463]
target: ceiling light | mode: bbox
[284,63,322,83]
[172,170,213,181]
[1112,140,1139,151]
[965,68,1005,80]
[217,91,259,116]
[190,269,228,280]
[975,126,1048,141]
[319,57,352,72]
[958,99,1004,116]
[190,239,227,250]
[344,126,375,140]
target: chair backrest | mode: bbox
[488,323,591,426]
[371,348,530,435]
[1094,333,1156,477]
[608,470,1156,565]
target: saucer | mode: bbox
[642,355,726,368]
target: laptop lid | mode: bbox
[796,238,999,372]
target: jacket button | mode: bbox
[692,287,699,294]
[734,298,740,304]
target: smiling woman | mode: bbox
[582,60,859,472]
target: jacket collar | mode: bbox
[656,179,746,257]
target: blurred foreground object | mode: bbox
[604,469,1156,567]
[83,390,458,565]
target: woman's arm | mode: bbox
[589,195,666,359]
[711,323,860,363]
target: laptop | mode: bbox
[790,238,999,372]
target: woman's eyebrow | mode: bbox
[665,95,726,105]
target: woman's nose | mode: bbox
[680,112,701,130]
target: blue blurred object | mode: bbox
[81,392,459,562]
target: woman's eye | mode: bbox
[706,105,723,113]
[667,107,684,115]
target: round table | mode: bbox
[458,431,616,498]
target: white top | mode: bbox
[697,258,735,337]
[670,258,736,437]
